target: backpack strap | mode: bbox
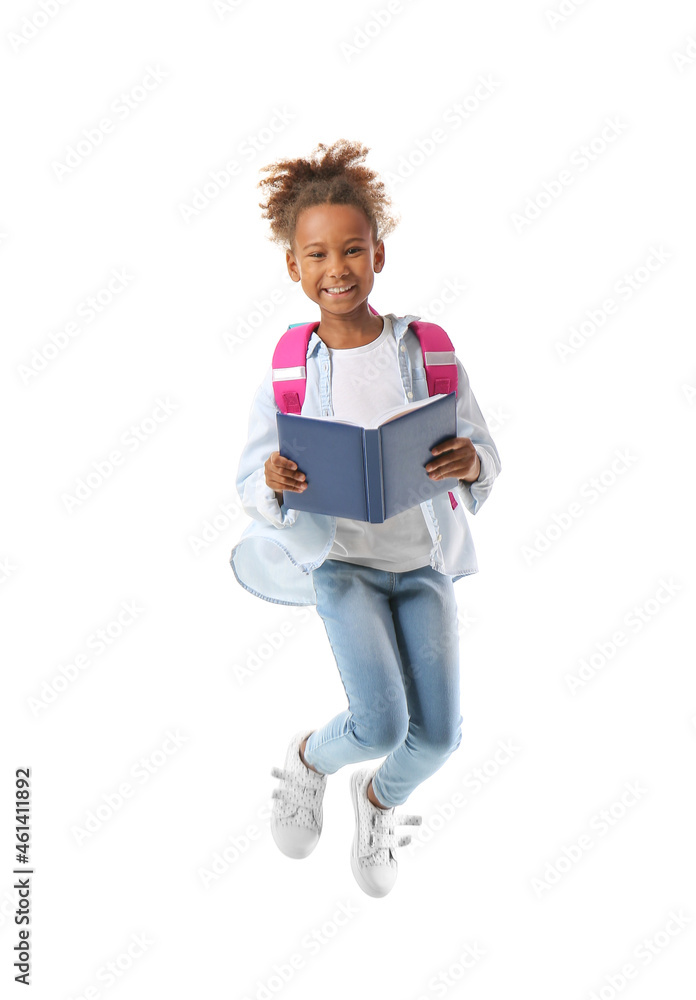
[271,304,382,414]
[271,305,459,412]
[271,320,320,414]
[408,320,460,512]
[409,321,458,397]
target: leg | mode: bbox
[302,560,410,778]
[370,565,463,808]
[299,734,322,774]
[301,732,385,805]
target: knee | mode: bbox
[421,715,463,758]
[359,704,409,757]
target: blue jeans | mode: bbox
[304,558,463,807]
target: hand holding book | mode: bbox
[426,437,481,483]
[273,392,467,523]
[264,450,308,504]
[265,436,480,498]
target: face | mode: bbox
[286,202,385,318]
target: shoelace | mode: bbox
[270,765,323,826]
[361,807,422,866]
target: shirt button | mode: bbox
[400,344,406,352]
[436,534,442,542]
[407,391,413,399]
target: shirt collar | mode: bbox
[306,312,421,357]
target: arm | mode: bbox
[425,359,501,515]
[236,365,300,529]
[459,451,481,484]
[454,359,501,514]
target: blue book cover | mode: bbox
[276,392,460,523]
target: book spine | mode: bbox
[363,428,385,523]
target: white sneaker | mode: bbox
[349,767,422,897]
[270,729,327,859]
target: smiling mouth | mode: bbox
[323,285,356,296]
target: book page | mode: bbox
[283,412,360,426]
[370,393,448,428]
[294,393,448,429]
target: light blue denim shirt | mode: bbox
[230,312,502,606]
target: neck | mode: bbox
[316,308,384,350]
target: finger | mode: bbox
[426,453,463,474]
[270,471,308,490]
[430,437,463,456]
[428,460,465,479]
[274,455,300,471]
[271,483,307,493]
[426,450,453,472]
[272,457,306,480]
[427,442,466,470]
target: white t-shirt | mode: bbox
[324,314,434,572]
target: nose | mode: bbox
[327,253,349,279]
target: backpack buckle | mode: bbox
[282,391,301,414]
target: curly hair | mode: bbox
[257,139,400,253]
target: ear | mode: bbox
[373,239,385,273]
[286,249,301,282]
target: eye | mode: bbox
[346,247,362,254]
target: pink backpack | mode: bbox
[271,303,461,510]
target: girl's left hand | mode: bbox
[426,437,481,483]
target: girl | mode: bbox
[231,139,501,898]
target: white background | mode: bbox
[2,1,695,997]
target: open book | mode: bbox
[276,392,460,523]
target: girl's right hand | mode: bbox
[264,451,308,494]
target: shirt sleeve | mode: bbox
[453,358,502,515]
[235,364,300,529]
